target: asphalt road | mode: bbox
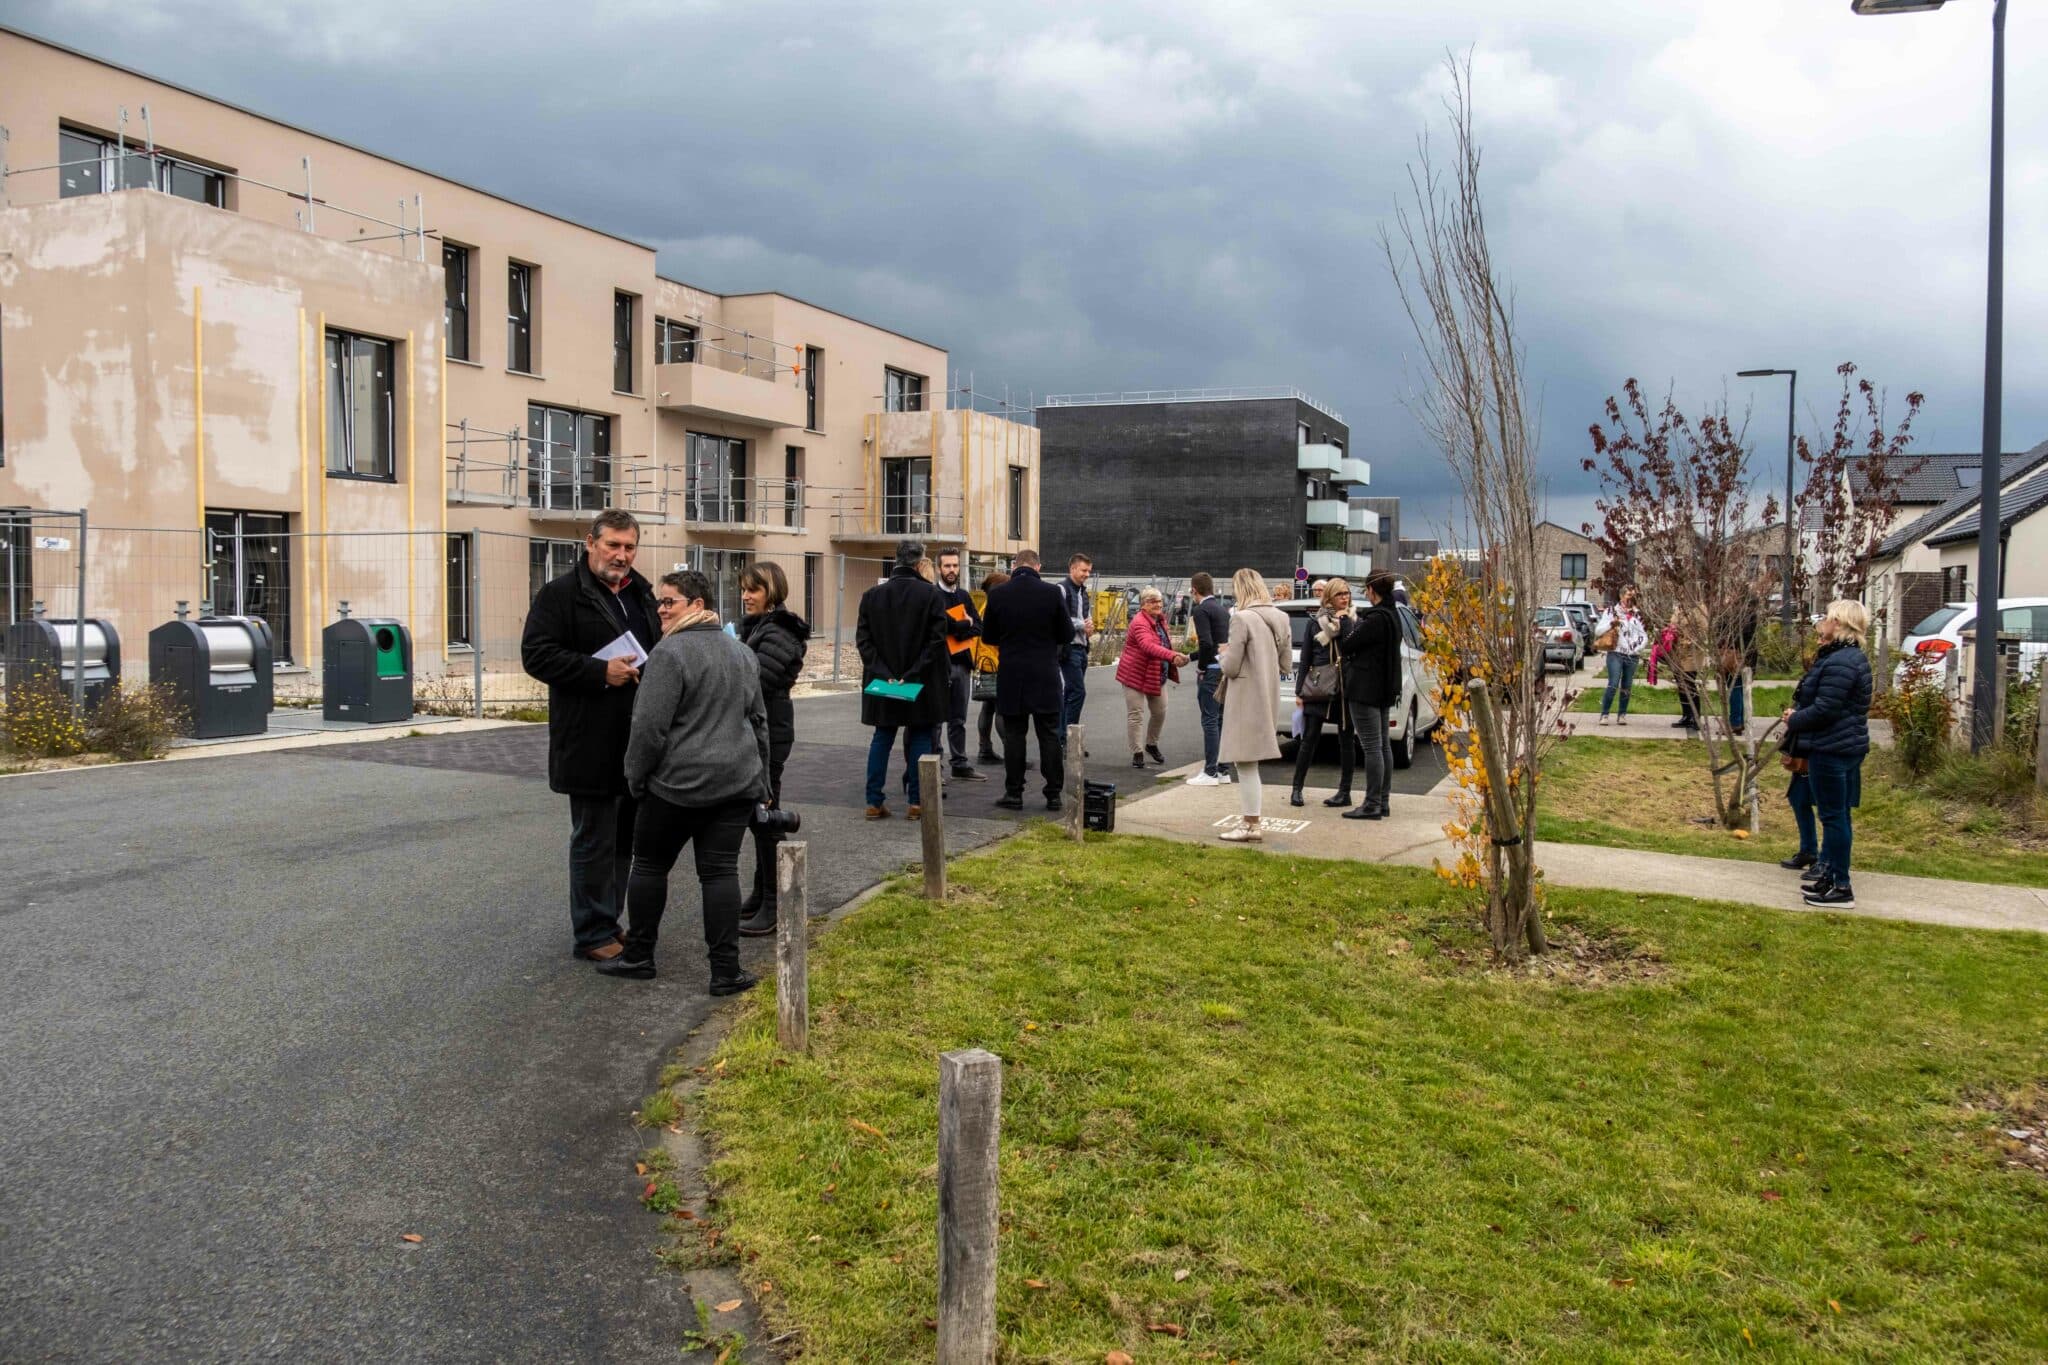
[0,666,1442,1362]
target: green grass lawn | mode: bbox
[1538,738,2047,887]
[690,829,2048,1361]
[1569,682,1796,716]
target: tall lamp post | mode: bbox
[1738,367,1798,629]
[1851,0,2005,751]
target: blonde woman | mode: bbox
[1781,600,1873,911]
[1215,568,1292,842]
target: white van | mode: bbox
[1274,599,1440,767]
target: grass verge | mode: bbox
[1539,737,2046,887]
[695,827,2048,1361]
[1569,682,1796,716]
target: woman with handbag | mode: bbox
[1114,586,1188,769]
[1591,589,1648,725]
[972,571,1011,768]
[1289,578,1356,807]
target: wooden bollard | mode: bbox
[775,841,808,1052]
[919,752,947,903]
[936,1048,1002,1364]
[1063,723,1086,842]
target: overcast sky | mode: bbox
[10,0,2044,543]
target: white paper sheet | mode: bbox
[594,630,648,669]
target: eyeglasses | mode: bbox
[655,597,683,610]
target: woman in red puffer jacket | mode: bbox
[1114,586,1187,770]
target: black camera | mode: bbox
[752,803,801,836]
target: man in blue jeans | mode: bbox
[1185,571,1233,784]
[1056,552,1094,745]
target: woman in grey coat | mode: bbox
[1215,568,1293,843]
[600,569,772,992]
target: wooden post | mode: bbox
[1745,734,1761,835]
[937,1048,1002,1365]
[775,841,808,1053]
[1063,723,1087,842]
[919,752,947,902]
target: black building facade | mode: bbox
[1034,390,1362,588]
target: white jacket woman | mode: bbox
[1216,568,1293,842]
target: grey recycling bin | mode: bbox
[322,617,412,722]
[149,615,274,738]
[4,617,121,712]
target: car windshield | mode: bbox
[1907,606,1964,638]
[1534,608,1567,627]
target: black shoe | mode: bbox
[975,749,1002,765]
[1670,717,1693,728]
[1801,865,1830,886]
[594,953,656,980]
[1342,806,1382,820]
[1779,852,1816,871]
[951,765,986,781]
[1289,788,1305,807]
[1145,744,1166,765]
[994,794,1025,810]
[1802,881,1855,909]
[1133,753,1147,769]
[708,970,759,997]
[738,909,777,938]
[1322,791,1353,807]
[1045,795,1063,811]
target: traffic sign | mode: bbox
[1294,567,1308,581]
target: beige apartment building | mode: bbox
[0,25,1038,689]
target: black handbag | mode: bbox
[1298,662,1338,702]
[971,669,999,702]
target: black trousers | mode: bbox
[567,792,637,951]
[1288,699,1354,794]
[623,793,752,976]
[1002,711,1064,802]
[945,659,974,767]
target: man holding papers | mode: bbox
[520,509,661,963]
[854,539,950,820]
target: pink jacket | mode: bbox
[1645,624,1678,685]
[1115,612,1178,696]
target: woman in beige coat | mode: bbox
[1216,567,1293,842]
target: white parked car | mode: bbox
[1896,598,2048,686]
[1273,599,1440,768]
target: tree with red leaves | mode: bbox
[1788,363,1924,627]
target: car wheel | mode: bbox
[1392,702,1417,768]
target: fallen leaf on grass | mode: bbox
[1828,1299,1842,1314]
[1106,1354,1135,1365]
[1174,1267,1191,1282]
[634,1163,648,1176]
[713,1298,742,1313]
[1908,1232,1929,1245]
[399,1234,423,1244]
[848,1119,887,1141]
[1743,1328,1756,1347]
[1732,829,1752,840]
[1759,1190,1784,1202]
[1147,1323,1185,1337]
[674,1209,698,1221]
[1025,1278,1050,1290]
[645,1182,659,1199]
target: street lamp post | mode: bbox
[1737,367,1798,629]
[1850,0,2005,750]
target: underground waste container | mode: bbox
[321,616,413,722]
[4,617,121,712]
[149,614,274,738]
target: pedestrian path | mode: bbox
[1119,766,2046,936]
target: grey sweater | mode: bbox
[623,622,773,808]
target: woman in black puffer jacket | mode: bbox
[736,562,810,936]
[1780,600,1873,911]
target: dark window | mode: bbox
[1298,421,1313,446]
[783,446,803,528]
[1008,465,1026,541]
[204,510,293,662]
[685,547,751,620]
[656,316,699,364]
[1561,553,1588,582]
[507,262,534,372]
[446,535,473,647]
[59,126,224,205]
[443,244,470,362]
[529,538,582,599]
[324,330,395,479]
[882,457,932,533]
[884,367,925,413]
[1939,565,1968,604]
[527,405,611,512]
[686,433,749,522]
[613,292,635,393]
[803,553,821,622]
[805,346,823,430]
[1,509,34,624]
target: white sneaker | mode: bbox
[1617,715,1629,727]
[1219,824,1263,842]
[1597,714,1611,726]
[1186,771,1224,786]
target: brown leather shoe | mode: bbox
[864,805,890,820]
[907,804,922,821]
[575,939,625,962]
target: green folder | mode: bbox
[864,678,924,701]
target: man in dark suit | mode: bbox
[980,548,1072,811]
[519,509,660,963]
[854,539,950,820]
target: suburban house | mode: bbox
[1860,442,2048,647]
[0,24,1039,691]
[1534,521,1605,605]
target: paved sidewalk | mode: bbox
[1122,766,2048,936]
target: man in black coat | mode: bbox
[854,539,949,819]
[934,547,985,782]
[1334,571,1404,821]
[520,509,660,961]
[980,548,1072,811]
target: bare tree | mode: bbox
[1383,54,1554,961]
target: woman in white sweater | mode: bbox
[1592,588,1650,725]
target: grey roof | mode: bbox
[1924,467,2048,548]
[1873,440,2048,558]
[1850,452,2023,504]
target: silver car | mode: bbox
[1274,600,1440,768]
[1533,606,1583,672]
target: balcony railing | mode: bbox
[829,492,966,542]
[1306,498,1349,527]
[443,422,671,522]
[681,477,806,532]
